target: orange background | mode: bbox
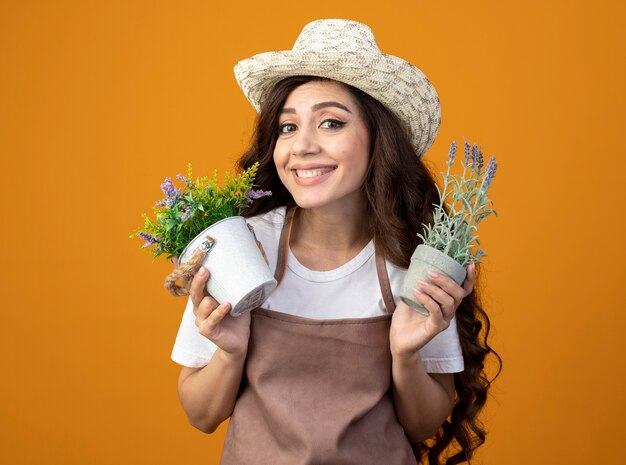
[1,1,624,464]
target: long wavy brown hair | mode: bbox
[237,75,502,465]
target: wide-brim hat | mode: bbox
[234,19,441,157]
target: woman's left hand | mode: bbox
[390,263,477,360]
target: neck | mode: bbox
[290,201,371,270]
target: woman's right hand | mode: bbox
[189,266,251,360]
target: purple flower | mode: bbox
[139,232,156,248]
[246,188,272,204]
[447,141,457,167]
[484,156,498,188]
[160,177,181,205]
[154,199,166,207]
[176,173,188,183]
[464,141,472,165]
[181,207,192,222]
[472,144,484,172]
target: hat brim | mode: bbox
[234,50,441,157]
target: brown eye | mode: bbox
[320,119,345,129]
[278,123,297,134]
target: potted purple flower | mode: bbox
[399,140,499,315]
[131,162,275,316]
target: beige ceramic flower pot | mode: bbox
[399,244,467,316]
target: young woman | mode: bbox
[171,19,499,465]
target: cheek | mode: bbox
[272,145,283,169]
[348,126,370,169]
[345,140,370,175]
[272,147,289,183]
[273,138,291,163]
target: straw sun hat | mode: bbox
[234,19,441,157]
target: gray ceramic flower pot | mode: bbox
[399,244,467,316]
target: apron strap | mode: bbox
[273,205,296,287]
[274,206,396,314]
[375,246,396,314]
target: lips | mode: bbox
[295,166,336,178]
[289,165,337,186]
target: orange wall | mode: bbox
[1,1,624,464]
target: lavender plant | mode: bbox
[418,140,498,267]
[131,162,271,260]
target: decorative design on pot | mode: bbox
[401,140,499,315]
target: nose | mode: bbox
[290,123,320,157]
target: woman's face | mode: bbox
[273,80,370,212]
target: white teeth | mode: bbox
[295,167,335,178]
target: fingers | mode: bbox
[192,268,219,320]
[195,292,220,320]
[418,278,455,310]
[421,264,477,303]
[412,287,447,328]
[412,265,477,323]
[190,266,210,307]
[197,301,232,335]
[190,266,228,335]
[424,271,467,301]
[462,263,477,295]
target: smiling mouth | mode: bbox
[294,167,337,178]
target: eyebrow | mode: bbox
[280,101,353,114]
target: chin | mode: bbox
[292,195,328,210]
[291,190,364,212]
